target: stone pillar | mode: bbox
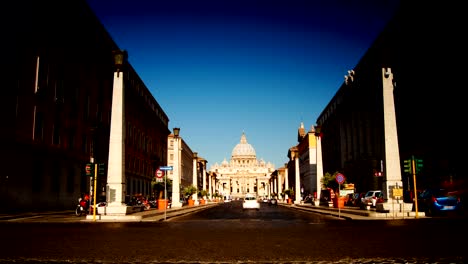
[294,150,301,204]
[192,153,198,205]
[202,160,207,195]
[208,173,212,200]
[278,173,283,199]
[105,71,131,215]
[316,128,323,206]
[171,133,182,208]
[378,67,405,212]
[284,163,289,200]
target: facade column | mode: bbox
[273,177,277,196]
[192,152,199,205]
[105,50,131,216]
[171,128,182,208]
[293,149,301,204]
[284,163,289,200]
[315,126,323,206]
[208,172,212,200]
[202,160,207,194]
[379,67,405,212]
[277,173,283,200]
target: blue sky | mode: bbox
[86,0,400,170]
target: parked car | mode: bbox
[417,188,463,216]
[319,188,335,207]
[242,194,260,210]
[345,193,361,206]
[268,198,278,206]
[361,190,383,208]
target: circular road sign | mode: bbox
[335,173,345,184]
[155,169,164,178]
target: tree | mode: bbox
[199,189,209,200]
[321,172,346,192]
[151,176,172,199]
[183,185,198,200]
[283,188,294,198]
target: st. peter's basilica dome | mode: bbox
[231,132,256,157]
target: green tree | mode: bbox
[199,189,209,199]
[183,185,198,200]
[321,172,346,192]
[151,176,172,199]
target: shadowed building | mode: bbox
[6,0,170,211]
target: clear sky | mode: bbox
[86,0,400,170]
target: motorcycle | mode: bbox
[75,197,90,216]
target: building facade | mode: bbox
[6,0,170,211]
[210,132,275,200]
[316,3,466,199]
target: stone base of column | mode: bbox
[171,201,183,208]
[376,200,413,213]
[101,203,133,215]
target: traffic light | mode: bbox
[85,163,94,176]
[98,163,106,175]
[403,159,411,174]
[415,159,423,173]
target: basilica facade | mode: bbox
[210,133,275,200]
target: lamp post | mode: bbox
[171,128,182,208]
[104,50,130,216]
[192,152,199,205]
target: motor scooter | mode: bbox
[75,197,90,216]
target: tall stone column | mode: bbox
[208,172,212,200]
[171,130,182,208]
[379,67,405,212]
[284,163,289,200]
[202,160,207,195]
[293,149,301,204]
[192,154,199,205]
[277,173,283,199]
[315,127,323,206]
[105,62,131,215]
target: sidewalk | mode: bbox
[84,203,219,222]
[279,202,426,220]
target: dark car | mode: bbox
[268,198,278,206]
[417,188,463,216]
[345,193,361,206]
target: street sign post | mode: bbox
[335,173,345,184]
[159,166,173,171]
[155,169,164,182]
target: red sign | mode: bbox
[155,169,164,178]
[335,173,345,184]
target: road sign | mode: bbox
[159,166,173,171]
[155,169,164,178]
[335,173,345,184]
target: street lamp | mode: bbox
[113,50,127,77]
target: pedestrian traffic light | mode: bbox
[85,163,94,176]
[415,159,423,173]
[403,159,411,174]
[98,163,106,175]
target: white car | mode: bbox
[242,194,260,210]
[361,190,383,207]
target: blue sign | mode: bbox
[159,166,173,171]
[335,173,345,184]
